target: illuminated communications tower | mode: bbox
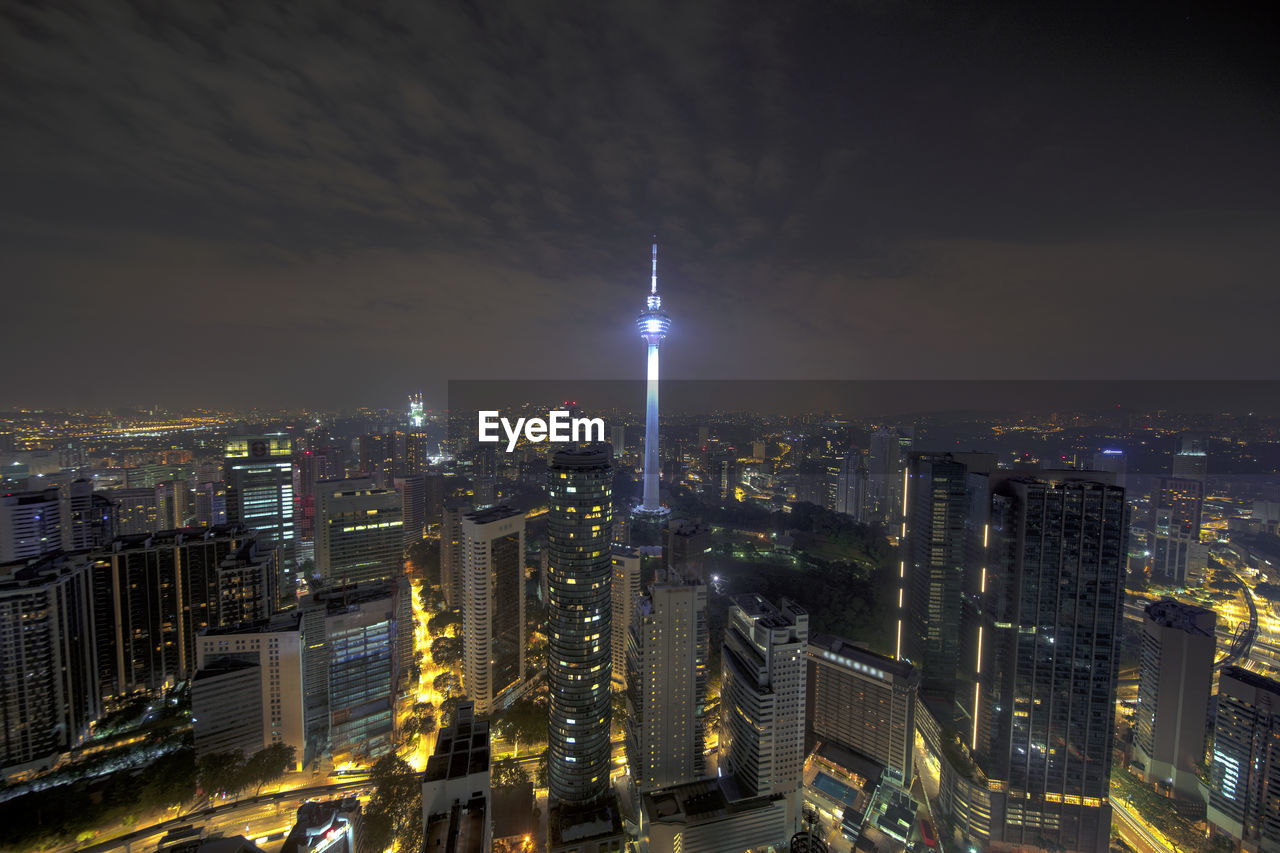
[636,239,671,515]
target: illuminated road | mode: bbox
[1112,799,1174,853]
[74,778,371,853]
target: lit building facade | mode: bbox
[546,447,614,805]
[1209,667,1280,853]
[610,549,641,691]
[1134,600,1215,800]
[625,577,708,790]
[460,505,526,714]
[720,594,808,831]
[0,551,100,777]
[225,435,295,576]
[314,477,403,586]
[806,633,918,787]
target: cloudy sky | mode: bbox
[2,1,1277,409]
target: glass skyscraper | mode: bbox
[546,447,613,805]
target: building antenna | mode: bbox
[651,236,658,295]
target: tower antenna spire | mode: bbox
[651,236,658,294]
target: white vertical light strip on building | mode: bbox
[972,681,981,750]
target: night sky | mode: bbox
[2,2,1277,410]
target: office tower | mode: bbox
[0,552,100,776]
[610,549,641,691]
[1134,600,1215,800]
[0,487,62,562]
[546,447,614,805]
[867,427,911,523]
[196,612,307,767]
[225,436,295,583]
[950,474,1126,853]
[1150,476,1204,586]
[399,473,427,547]
[307,582,408,760]
[1091,449,1127,489]
[423,473,446,529]
[218,537,280,622]
[637,240,671,516]
[440,496,470,608]
[611,425,626,459]
[421,700,492,852]
[191,659,264,759]
[194,481,228,527]
[460,506,526,714]
[284,799,364,853]
[405,431,429,476]
[903,453,971,692]
[112,486,158,535]
[834,448,868,520]
[357,433,396,488]
[625,577,708,790]
[806,634,918,787]
[1209,667,1280,852]
[314,478,403,586]
[1172,435,1208,488]
[720,594,808,829]
[65,479,114,550]
[155,480,190,529]
[666,518,710,582]
[472,475,498,508]
[93,525,247,696]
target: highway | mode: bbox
[74,777,371,853]
[1112,799,1174,853]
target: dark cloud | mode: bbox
[0,0,1277,409]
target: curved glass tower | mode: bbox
[546,447,614,804]
[636,240,671,515]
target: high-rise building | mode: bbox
[806,634,918,788]
[0,551,100,777]
[440,496,470,609]
[193,481,228,527]
[903,452,996,691]
[666,518,710,583]
[610,425,626,459]
[625,576,708,790]
[111,486,158,536]
[196,612,307,768]
[1172,435,1208,488]
[1150,476,1204,586]
[225,435,295,579]
[948,474,1126,853]
[0,487,63,562]
[720,594,808,830]
[306,582,409,760]
[834,448,868,521]
[93,525,248,696]
[314,478,403,586]
[867,427,911,524]
[1209,667,1280,852]
[1134,600,1215,800]
[155,480,190,529]
[357,433,397,489]
[421,700,492,852]
[399,474,427,547]
[637,240,671,516]
[1090,449,1127,490]
[191,659,264,760]
[610,550,641,691]
[641,777,790,853]
[546,447,614,806]
[460,506,526,714]
[65,479,114,550]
